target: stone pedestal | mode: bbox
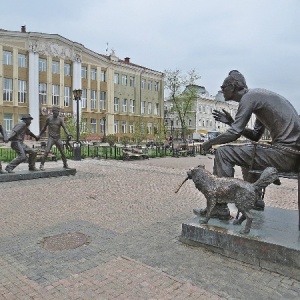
[0,168,76,182]
[180,205,300,280]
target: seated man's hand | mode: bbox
[67,135,73,140]
[35,135,40,141]
[212,109,234,125]
[200,141,212,155]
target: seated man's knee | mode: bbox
[214,145,231,158]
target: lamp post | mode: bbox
[102,117,106,143]
[72,89,82,161]
[170,120,174,155]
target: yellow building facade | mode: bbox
[0,27,164,139]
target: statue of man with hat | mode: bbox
[5,114,40,173]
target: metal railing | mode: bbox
[0,143,203,162]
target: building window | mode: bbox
[90,118,97,133]
[52,61,60,74]
[147,102,152,114]
[39,83,47,105]
[100,118,105,133]
[114,73,119,84]
[91,90,97,109]
[64,86,71,107]
[141,79,146,89]
[64,63,71,76]
[121,121,127,134]
[52,85,60,106]
[141,101,146,114]
[114,97,119,112]
[81,89,87,108]
[148,81,152,90]
[91,68,97,80]
[147,123,152,134]
[129,76,135,87]
[4,113,13,131]
[189,119,192,126]
[114,120,119,134]
[121,74,127,85]
[122,98,127,112]
[39,58,47,72]
[154,123,158,134]
[154,82,159,91]
[3,51,12,65]
[101,70,106,82]
[154,103,159,115]
[129,99,135,113]
[3,78,13,101]
[100,91,106,110]
[81,118,87,133]
[18,80,27,103]
[18,54,27,68]
[81,66,87,78]
[129,122,134,133]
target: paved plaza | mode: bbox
[0,155,299,299]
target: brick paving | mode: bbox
[0,155,299,299]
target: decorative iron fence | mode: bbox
[0,143,203,162]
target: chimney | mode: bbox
[124,57,130,63]
[21,25,26,33]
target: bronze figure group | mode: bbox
[1,107,71,173]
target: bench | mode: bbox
[248,141,300,230]
[122,148,149,161]
[36,149,57,161]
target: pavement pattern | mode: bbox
[0,155,299,299]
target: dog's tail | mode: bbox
[253,167,279,190]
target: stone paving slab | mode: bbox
[0,256,224,300]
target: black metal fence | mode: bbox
[0,143,203,162]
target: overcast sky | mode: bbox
[2,0,300,112]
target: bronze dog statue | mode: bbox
[178,165,279,234]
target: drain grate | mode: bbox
[42,232,90,251]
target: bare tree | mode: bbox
[164,69,200,140]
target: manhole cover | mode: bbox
[42,232,89,251]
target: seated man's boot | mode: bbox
[253,198,265,211]
[193,204,230,220]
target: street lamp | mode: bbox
[102,116,106,143]
[170,120,174,154]
[72,89,82,161]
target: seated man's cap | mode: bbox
[21,114,33,120]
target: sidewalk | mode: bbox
[0,156,299,299]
